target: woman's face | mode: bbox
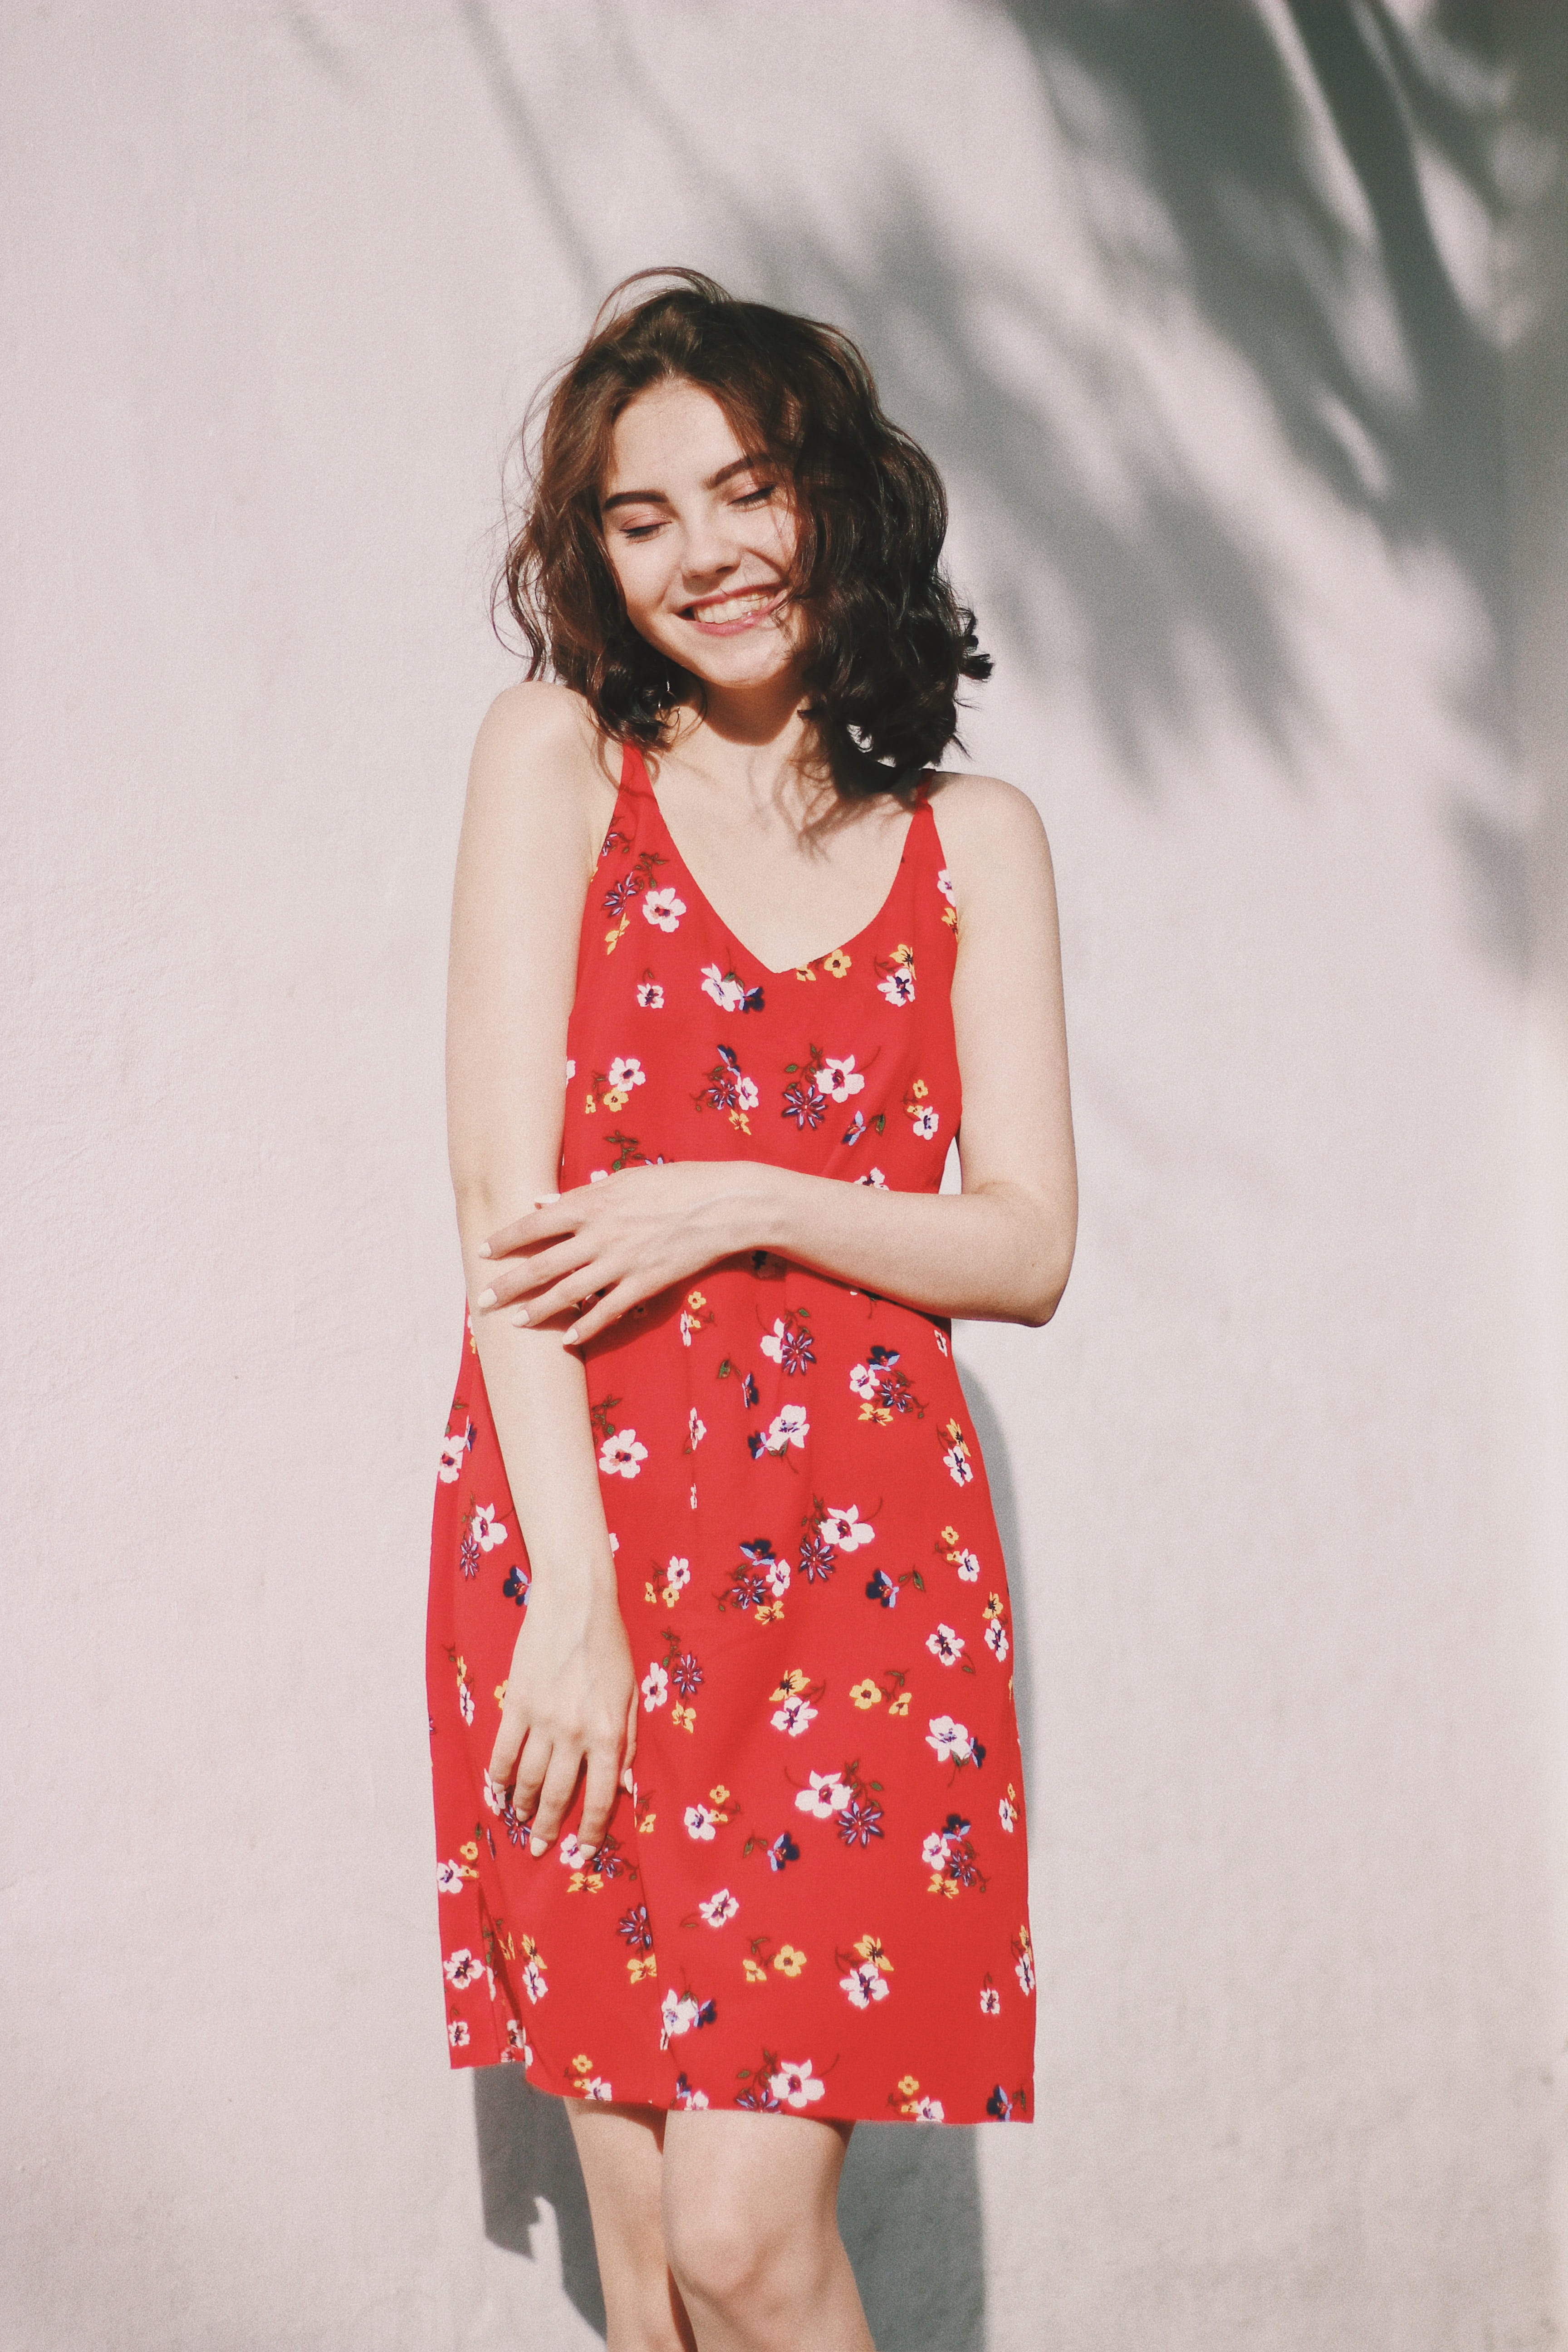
[599,378,801,697]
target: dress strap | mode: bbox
[619,737,653,796]
[911,769,933,811]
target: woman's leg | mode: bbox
[659,2109,874,2352]
[567,2102,696,2352]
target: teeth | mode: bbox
[693,592,774,624]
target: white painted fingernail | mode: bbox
[476,1287,496,1308]
[534,1192,560,1205]
[562,1326,579,1347]
[475,1240,492,1259]
[529,1835,548,1857]
[512,1308,529,1327]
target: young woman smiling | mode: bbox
[430,272,1076,2352]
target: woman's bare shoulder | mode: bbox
[466,681,621,855]
[924,768,1051,861]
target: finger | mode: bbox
[478,1237,598,1314]
[488,1712,528,1793]
[578,1746,622,1853]
[561,1279,647,1348]
[479,1191,576,1259]
[529,1746,586,1857]
[621,1687,638,1794]
[511,1726,554,1824]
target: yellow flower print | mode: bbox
[460,1841,479,1862]
[939,1524,959,1547]
[572,2053,594,2077]
[887,1690,912,1718]
[794,964,818,982]
[849,1679,882,1710]
[769,1667,812,1701]
[602,1087,630,1114]
[604,916,628,952]
[637,1813,657,1835]
[743,1956,769,1983]
[910,1078,928,1100]
[686,1289,707,1310]
[494,1682,508,1709]
[709,1783,732,1807]
[671,1701,697,1733]
[853,1934,893,1975]
[823,948,853,978]
[584,1090,598,1115]
[627,1954,657,1984]
[773,1945,807,1977]
[644,1580,660,1606]
[897,2074,921,2098]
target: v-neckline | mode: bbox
[632,754,926,979]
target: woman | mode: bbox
[430,271,1076,2352]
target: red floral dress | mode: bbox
[427,742,1035,2125]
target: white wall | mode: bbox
[2,5,1562,2346]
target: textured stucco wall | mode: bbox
[2,5,1563,2347]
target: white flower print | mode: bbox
[758,1318,790,1364]
[436,1861,464,1896]
[841,1962,891,2009]
[448,2018,470,2048]
[985,1619,1009,1662]
[819,1504,874,1551]
[677,2083,710,2107]
[941,1432,974,1486]
[635,979,664,1008]
[437,1423,472,1484]
[854,1166,887,1188]
[664,1554,691,1595]
[642,887,686,932]
[926,1622,965,1666]
[444,1948,484,1991]
[980,1985,1002,2015]
[504,2019,532,2063]
[581,2076,614,2101]
[911,2096,946,2122]
[457,1680,475,1726]
[955,1548,981,1583]
[470,1503,507,1551]
[769,2060,826,2110]
[759,1404,808,1455]
[877,964,916,1008]
[815,1054,866,1103]
[1015,1949,1036,1995]
[606,1055,646,1093]
[661,1988,700,2041]
[699,1888,739,1927]
[566,1057,577,1079]
[641,1661,670,1712]
[700,963,746,1011]
[521,1957,547,2004]
[936,867,956,905]
[926,1714,975,1765]
[598,1430,648,1479]
[921,1831,952,1870]
[683,1803,719,1841]
[770,1694,817,1738]
[687,1408,706,1450]
[848,1364,877,1402]
[998,1793,1018,1833]
[795,1770,853,1819]
[558,1834,589,1869]
[481,1773,505,1817]
[911,1106,940,1141]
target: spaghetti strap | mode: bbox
[619,737,651,796]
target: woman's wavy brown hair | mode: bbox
[497,269,991,794]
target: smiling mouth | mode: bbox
[682,588,784,630]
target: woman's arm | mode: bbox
[477,773,1077,1342]
[446,682,636,1856]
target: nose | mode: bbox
[678,505,744,592]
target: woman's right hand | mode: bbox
[487,1577,638,1857]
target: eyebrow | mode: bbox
[600,454,768,514]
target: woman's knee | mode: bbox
[662,2180,826,2317]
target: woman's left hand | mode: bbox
[475,1161,773,1347]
